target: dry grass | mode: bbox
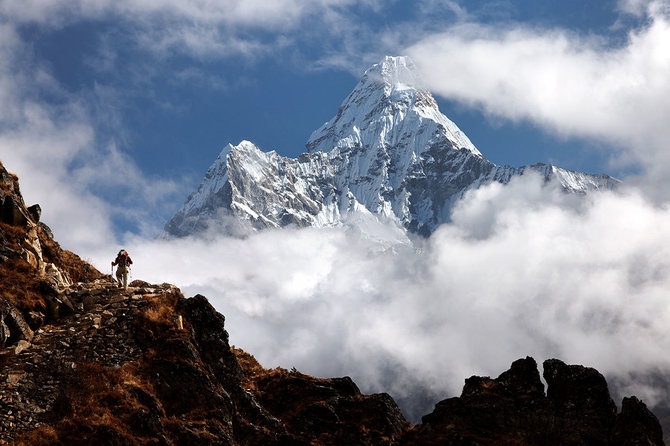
[0,221,25,250]
[232,347,266,380]
[134,292,184,340]
[15,361,164,446]
[144,303,174,327]
[0,257,47,314]
[0,223,44,312]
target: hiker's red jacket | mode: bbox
[112,253,133,267]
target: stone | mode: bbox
[44,263,71,289]
[0,195,28,226]
[23,249,39,269]
[82,295,97,312]
[611,396,664,445]
[0,300,34,344]
[25,311,45,330]
[27,204,41,223]
[7,374,24,386]
[14,340,31,355]
[0,318,10,347]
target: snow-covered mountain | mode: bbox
[165,56,619,238]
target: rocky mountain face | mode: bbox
[165,56,619,238]
[401,357,664,446]
[1,159,665,444]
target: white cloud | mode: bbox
[84,174,670,420]
[0,22,187,251]
[617,0,660,16]
[405,2,670,193]
[0,0,368,60]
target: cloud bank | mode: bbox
[406,1,670,193]
[84,174,670,420]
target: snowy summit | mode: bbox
[164,56,618,238]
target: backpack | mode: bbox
[115,250,132,267]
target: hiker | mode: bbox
[112,249,133,289]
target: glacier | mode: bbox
[164,56,619,238]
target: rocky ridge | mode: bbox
[0,161,664,444]
[401,357,664,446]
[165,56,619,238]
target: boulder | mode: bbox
[27,204,41,223]
[14,339,31,355]
[0,317,10,347]
[0,195,29,227]
[44,262,72,289]
[0,299,34,346]
[178,294,244,386]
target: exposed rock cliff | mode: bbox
[0,161,102,351]
[401,356,663,445]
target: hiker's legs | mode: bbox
[116,266,128,288]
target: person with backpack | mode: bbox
[112,249,133,289]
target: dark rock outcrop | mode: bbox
[612,396,665,445]
[399,356,664,446]
[26,205,40,224]
[0,300,34,348]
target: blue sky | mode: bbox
[20,0,633,176]
[1,0,669,248]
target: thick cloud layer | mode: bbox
[88,174,670,420]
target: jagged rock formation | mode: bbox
[400,357,663,446]
[165,56,619,238]
[0,161,101,351]
[0,162,663,445]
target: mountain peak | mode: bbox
[306,55,481,157]
[363,55,420,90]
[165,56,618,238]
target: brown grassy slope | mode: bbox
[0,223,47,313]
[14,290,206,446]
